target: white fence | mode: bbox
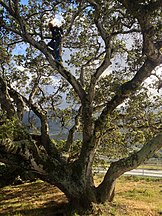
[124,169,162,178]
[94,167,162,178]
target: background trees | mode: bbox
[0,0,162,213]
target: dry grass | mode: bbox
[0,176,162,215]
[112,176,162,216]
[138,164,162,170]
[0,181,68,216]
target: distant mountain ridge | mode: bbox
[22,111,69,140]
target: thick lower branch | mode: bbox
[0,138,47,175]
[96,133,162,201]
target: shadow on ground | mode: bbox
[0,181,70,216]
[0,203,70,216]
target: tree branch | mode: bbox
[28,75,41,105]
[87,2,112,99]
[8,87,62,159]
[8,87,25,120]
[65,106,82,152]
[112,28,141,36]
[79,41,105,87]
[0,77,15,118]
[44,53,86,101]
[87,0,98,8]
[0,137,67,182]
[13,0,19,14]
[65,3,88,36]
[95,58,161,131]
[0,138,46,175]
[97,133,162,194]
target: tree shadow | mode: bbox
[0,181,71,216]
[0,202,71,216]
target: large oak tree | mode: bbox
[0,0,162,213]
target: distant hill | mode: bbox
[22,111,69,140]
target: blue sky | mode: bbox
[21,0,28,4]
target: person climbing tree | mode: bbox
[48,22,63,63]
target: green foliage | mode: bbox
[54,139,66,151]
[0,118,28,141]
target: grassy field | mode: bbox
[0,176,162,216]
[138,164,162,170]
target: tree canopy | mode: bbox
[0,0,162,213]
